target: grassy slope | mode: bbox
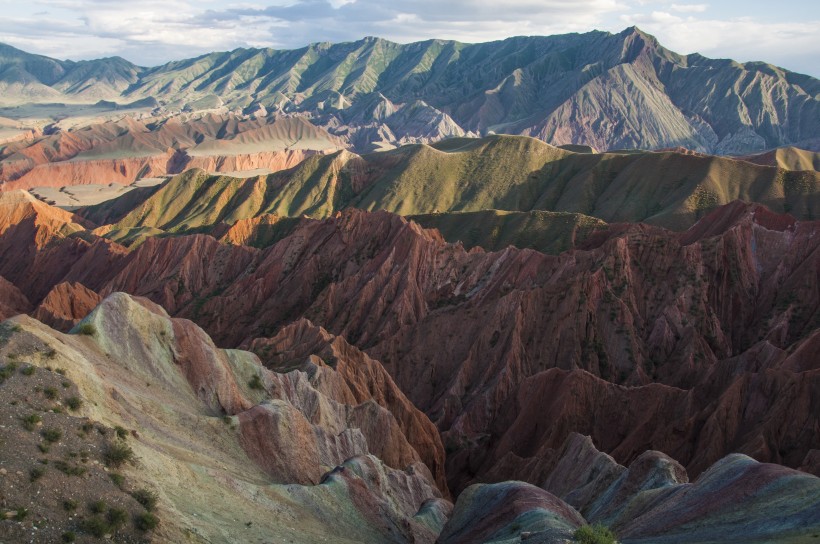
[89,135,820,245]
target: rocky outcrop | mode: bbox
[438,482,585,543]
[32,281,101,331]
[0,274,30,319]
[251,319,448,494]
[1,292,447,542]
[443,433,820,543]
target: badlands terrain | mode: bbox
[0,27,819,544]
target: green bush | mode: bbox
[65,396,82,410]
[81,516,109,538]
[63,499,78,511]
[110,472,125,488]
[248,374,264,390]
[89,500,107,514]
[115,426,128,439]
[107,507,128,528]
[131,489,158,511]
[104,441,134,467]
[76,323,96,336]
[29,466,45,481]
[21,365,35,376]
[574,524,618,544]
[22,413,42,431]
[62,531,76,543]
[41,427,62,443]
[134,512,159,531]
[43,386,58,400]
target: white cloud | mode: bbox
[670,3,708,12]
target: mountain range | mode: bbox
[1,27,819,156]
[1,24,819,544]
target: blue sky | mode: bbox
[0,0,817,76]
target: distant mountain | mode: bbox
[0,43,142,103]
[1,28,818,154]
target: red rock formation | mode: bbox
[0,275,30,320]
[32,281,101,331]
[251,318,448,494]
[2,198,818,496]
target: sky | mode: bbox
[0,0,817,77]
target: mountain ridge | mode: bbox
[1,27,817,155]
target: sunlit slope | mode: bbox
[92,135,820,235]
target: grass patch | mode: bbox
[574,524,618,544]
[76,323,96,336]
[43,386,58,400]
[114,426,128,439]
[20,365,35,376]
[62,531,76,543]
[65,396,82,410]
[63,499,78,511]
[89,500,107,514]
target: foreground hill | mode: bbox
[83,135,820,238]
[3,294,817,542]
[1,27,818,154]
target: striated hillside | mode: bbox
[84,135,820,238]
[1,27,818,155]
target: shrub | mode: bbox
[22,413,42,431]
[104,441,134,467]
[76,323,96,336]
[42,427,62,443]
[54,460,87,477]
[574,524,618,544]
[62,531,76,543]
[44,386,58,400]
[63,499,78,511]
[65,396,82,410]
[131,489,158,511]
[14,507,28,521]
[110,473,125,488]
[114,426,128,439]
[134,512,159,531]
[21,365,35,376]
[107,507,128,528]
[89,500,107,514]
[29,466,45,481]
[81,517,109,538]
[248,374,264,390]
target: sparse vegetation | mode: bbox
[115,425,128,439]
[89,499,107,514]
[43,386,58,399]
[14,507,29,521]
[21,365,36,376]
[65,396,82,410]
[574,524,618,544]
[63,499,78,511]
[248,374,265,390]
[61,531,76,543]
